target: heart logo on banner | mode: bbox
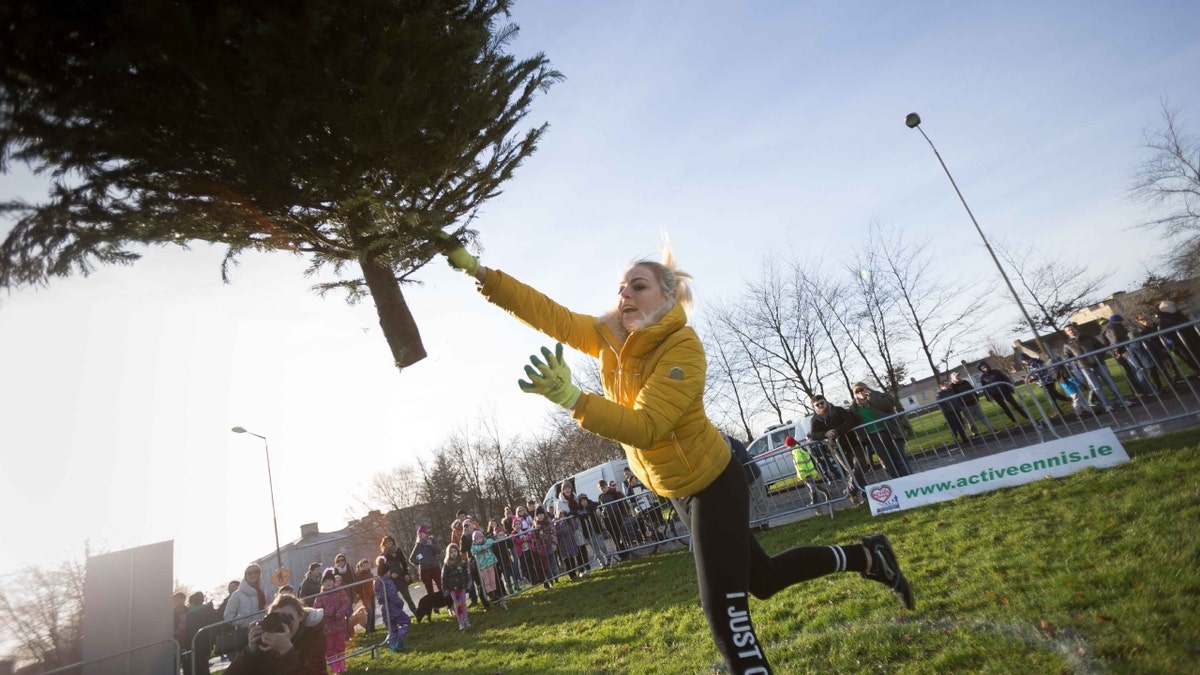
[870,486,893,503]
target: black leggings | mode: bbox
[671,459,868,674]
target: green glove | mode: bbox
[518,343,581,410]
[437,231,479,277]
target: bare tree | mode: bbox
[443,426,491,520]
[847,234,912,395]
[873,224,990,380]
[507,409,624,504]
[727,262,824,412]
[0,559,85,670]
[354,465,427,543]
[715,302,790,427]
[698,303,759,439]
[476,413,527,516]
[1129,101,1200,278]
[796,270,858,398]
[994,240,1110,332]
[573,355,605,396]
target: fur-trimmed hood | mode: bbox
[479,268,730,498]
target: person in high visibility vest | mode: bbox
[785,436,829,506]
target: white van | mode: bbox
[542,458,629,511]
[744,417,814,487]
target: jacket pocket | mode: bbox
[670,432,693,475]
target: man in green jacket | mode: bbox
[850,383,913,479]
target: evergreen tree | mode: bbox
[0,0,560,368]
[419,450,463,531]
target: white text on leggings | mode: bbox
[725,592,767,672]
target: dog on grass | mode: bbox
[413,591,452,623]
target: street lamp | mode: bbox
[231,426,286,585]
[904,112,1052,360]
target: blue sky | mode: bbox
[1,0,1197,596]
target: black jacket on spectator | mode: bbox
[807,404,863,452]
[725,434,763,482]
[977,369,1015,401]
[949,379,980,406]
[298,574,322,600]
[1062,334,1108,369]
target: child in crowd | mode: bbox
[354,559,376,634]
[373,557,410,652]
[312,571,350,673]
[785,435,830,507]
[553,506,582,580]
[470,529,501,602]
[442,544,472,630]
[512,508,539,587]
[488,518,518,593]
[530,509,556,589]
[575,494,610,570]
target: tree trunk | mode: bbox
[359,251,427,369]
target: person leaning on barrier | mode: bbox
[975,363,1034,427]
[1154,300,1200,374]
[183,591,222,675]
[807,393,871,502]
[850,382,913,478]
[1015,353,1073,416]
[574,493,611,569]
[214,580,242,661]
[227,592,327,675]
[354,558,377,634]
[949,372,996,435]
[596,478,629,556]
[1133,315,1186,383]
[935,380,971,445]
[1061,322,1133,412]
[1100,314,1155,396]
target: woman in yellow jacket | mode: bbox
[442,237,913,674]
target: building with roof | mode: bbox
[251,510,390,589]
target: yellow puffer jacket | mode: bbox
[480,268,731,498]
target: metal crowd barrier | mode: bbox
[40,638,179,675]
[744,439,849,526]
[434,497,695,609]
[737,316,1200,524]
[191,576,392,674]
[1022,318,1200,438]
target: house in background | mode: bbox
[1070,276,1199,325]
[252,510,390,588]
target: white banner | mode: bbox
[866,428,1130,516]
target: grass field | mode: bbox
[343,428,1200,674]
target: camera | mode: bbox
[261,611,289,634]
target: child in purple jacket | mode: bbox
[373,557,411,652]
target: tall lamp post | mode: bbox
[231,426,287,585]
[905,112,1052,361]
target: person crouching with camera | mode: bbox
[227,593,328,675]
